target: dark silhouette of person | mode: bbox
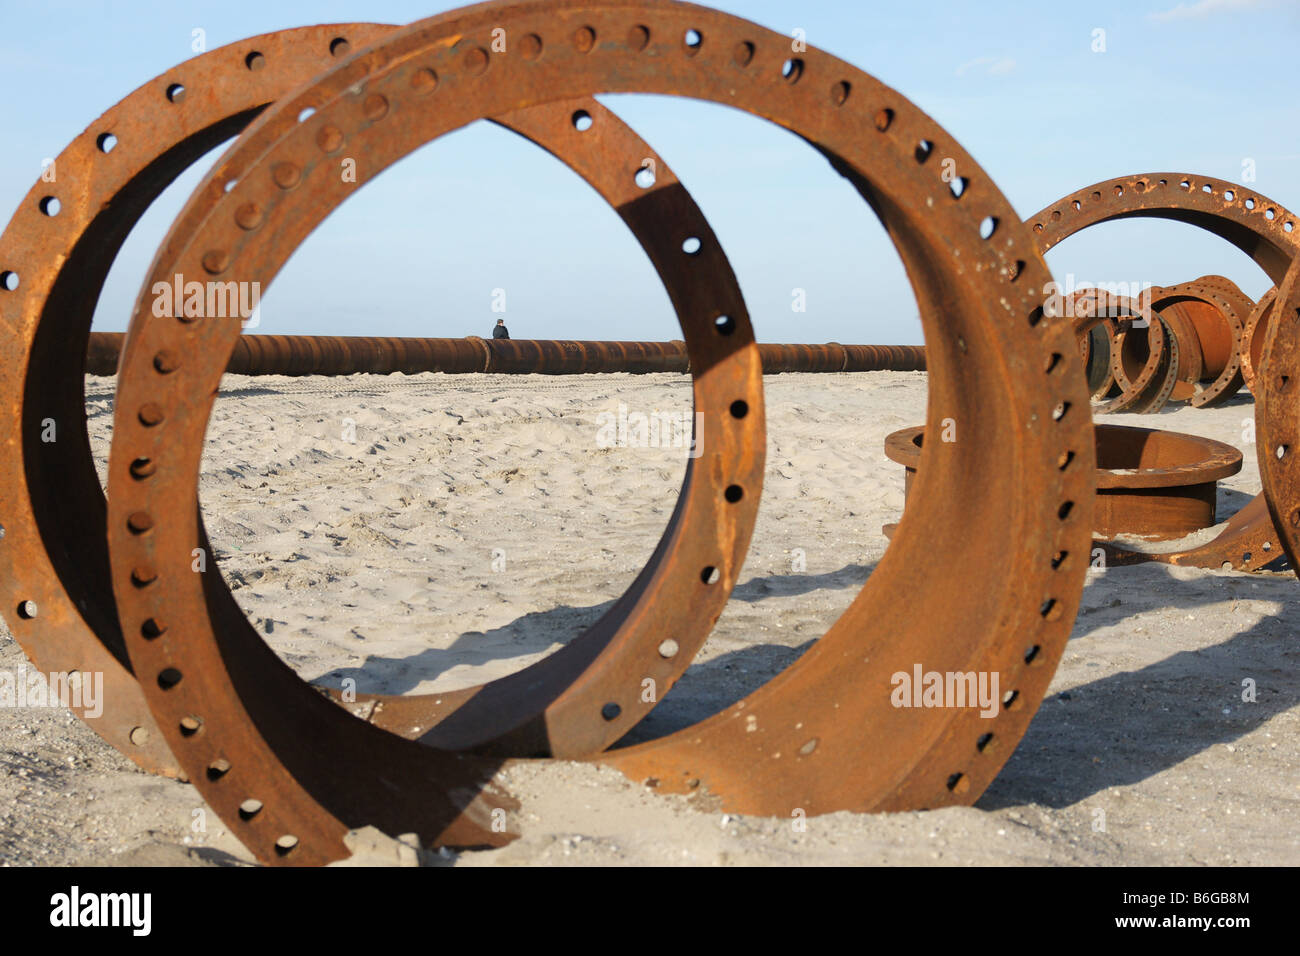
[492,318,510,339]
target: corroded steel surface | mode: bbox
[1064,289,1176,414]
[84,331,925,375]
[1257,262,1300,575]
[885,423,1242,542]
[1242,286,1277,391]
[1028,174,1297,570]
[104,0,1092,865]
[0,18,765,785]
[0,23,401,778]
[1148,276,1251,407]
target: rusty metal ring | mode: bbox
[107,0,1092,865]
[1148,290,1206,403]
[885,423,1242,542]
[1242,286,1277,392]
[0,24,404,777]
[1069,290,1177,414]
[1078,320,1118,401]
[1028,173,1297,571]
[1257,260,1300,575]
[1148,277,1249,407]
[0,21,763,775]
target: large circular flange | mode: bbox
[1028,173,1299,571]
[107,0,1093,864]
[0,20,756,778]
[0,23,400,777]
[1072,291,1178,414]
[1257,261,1300,575]
[1149,277,1249,407]
[1079,320,1121,401]
[885,423,1242,541]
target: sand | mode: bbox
[0,370,1296,866]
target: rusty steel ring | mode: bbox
[105,0,1093,865]
[0,21,765,776]
[1150,293,1206,403]
[1148,276,1250,407]
[0,23,404,778]
[1028,173,1297,571]
[1257,260,1300,575]
[1242,285,1277,391]
[885,423,1242,541]
[1079,319,1121,401]
[1069,290,1178,414]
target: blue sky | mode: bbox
[1,0,1297,343]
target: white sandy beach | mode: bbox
[0,369,1296,866]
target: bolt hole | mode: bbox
[1265,208,1276,220]
[782,58,803,82]
[1003,689,1020,709]
[1058,500,1074,520]
[157,668,182,690]
[0,271,17,291]
[141,618,166,639]
[976,733,994,752]
[274,835,299,856]
[701,566,720,585]
[297,107,316,123]
[207,759,231,781]
[96,133,117,153]
[1052,401,1070,422]
[979,216,998,239]
[601,702,622,721]
[1044,352,1062,373]
[16,600,37,620]
[874,108,894,131]
[244,51,265,71]
[714,314,736,335]
[724,484,744,503]
[1025,642,1042,662]
[1245,198,1256,210]
[179,716,203,737]
[684,28,702,52]
[682,236,702,255]
[571,109,593,132]
[329,37,351,57]
[634,165,656,188]
[1051,550,1068,570]
[39,196,60,216]
[658,639,679,658]
[1277,445,1288,459]
[239,799,264,821]
[914,139,933,163]
[165,83,185,103]
[729,399,749,419]
[948,177,968,199]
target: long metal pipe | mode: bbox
[85,332,925,376]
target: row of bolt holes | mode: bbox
[0,29,1003,292]
[9,22,1048,828]
[1033,181,1295,236]
[0,37,356,295]
[151,37,347,857]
